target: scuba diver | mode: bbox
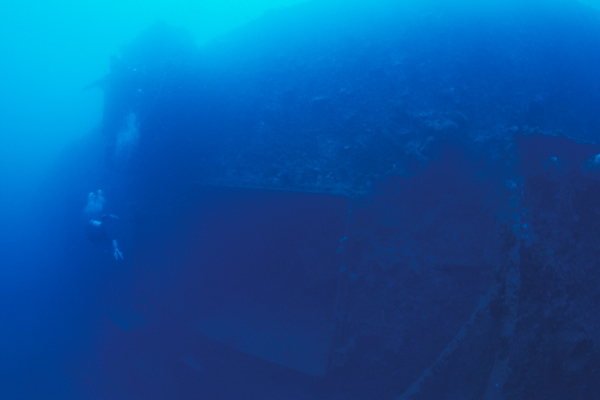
[88,214,124,260]
[85,190,124,260]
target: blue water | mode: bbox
[2,0,600,399]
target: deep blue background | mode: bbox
[3,0,600,399]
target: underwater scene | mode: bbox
[3,0,600,398]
